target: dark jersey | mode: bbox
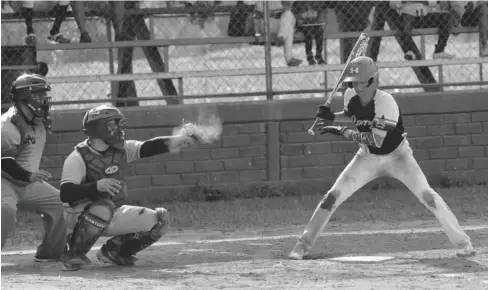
[343,88,405,155]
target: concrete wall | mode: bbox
[44,90,488,203]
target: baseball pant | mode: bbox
[64,201,166,237]
[296,139,472,253]
[1,178,67,259]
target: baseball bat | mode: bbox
[307,32,371,136]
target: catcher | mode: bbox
[60,104,214,271]
[289,56,475,260]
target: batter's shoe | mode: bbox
[456,244,476,257]
[288,243,308,260]
[97,244,138,266]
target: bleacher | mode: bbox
[1,2,487,108]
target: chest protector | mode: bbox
[1,108,31,186]
[75,140,128,205]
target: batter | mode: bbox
[288,56,476,260]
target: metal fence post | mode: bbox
[106,20,116,103]
[263,1,273,100]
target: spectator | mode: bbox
[369,2,440,92]
[334,1,375,63]
[184,1,221,29]
[8,1,91,45]
[109,1,179,107]
[293,1,327,65]
[276,1,302,66]
[252,0,284,39]
[251,1,301,66]
[227,1,255,37]
[390,1,463,60]
[461,1,488,56]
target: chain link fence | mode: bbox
[1,1,487,110]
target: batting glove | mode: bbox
[316,105,335,122]
[317,125,348,136]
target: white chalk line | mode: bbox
[2,225,487,257]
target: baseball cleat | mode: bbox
[34,256,61,263]
[456,244,476,257]
[288,243,307,260]
[61,256,91,271]
[97,244,137,266]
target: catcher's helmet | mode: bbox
[82,104,127,148]
[343,56,378,83]
[10,73,52,121]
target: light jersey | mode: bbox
[1,107,47,185]
[343,88,405,155]
[61,139,143,204]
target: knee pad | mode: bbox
[67,199,115,257]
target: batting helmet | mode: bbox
[82,104,127,148]
[10,73,52,121]
[343,56,378,83]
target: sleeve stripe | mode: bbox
[1,157,15,160]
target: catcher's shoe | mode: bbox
[61,256,92,271]
[288,243,308,260]
[97,244,137,266]
[34,255,61,263]
[456,244,476,257]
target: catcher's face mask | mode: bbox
[28,91,52,120]
[83,105,127,149]
[94,117,127,148]
[11,74,52,127]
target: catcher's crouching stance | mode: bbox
[289,56,476,260]
[60,105,202,271]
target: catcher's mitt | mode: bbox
[168,114,222,152]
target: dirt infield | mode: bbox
[2,220,488,290]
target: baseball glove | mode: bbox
[168,114,222,152]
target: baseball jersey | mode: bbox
[61,139,142,203]
[1,107,46,185]
[343,88,405,155]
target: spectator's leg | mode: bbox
[479,4,488,56]
[47,3,71,43]
[429,13,455,59]
[369,2,389,61]
[384,6,439,91]
[314,25,325,64]
[70,1,91,43]
[278,11,301,66]
[11,1,36,45]
[401,14,418,60]
[112,2,138,107]
[132,14,180,105]
[302,26,315,65]
[336,11,349,63]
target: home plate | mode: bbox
[329,255,395,263]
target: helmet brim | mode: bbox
[343,76,363,82]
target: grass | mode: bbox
[5,185,487,247]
